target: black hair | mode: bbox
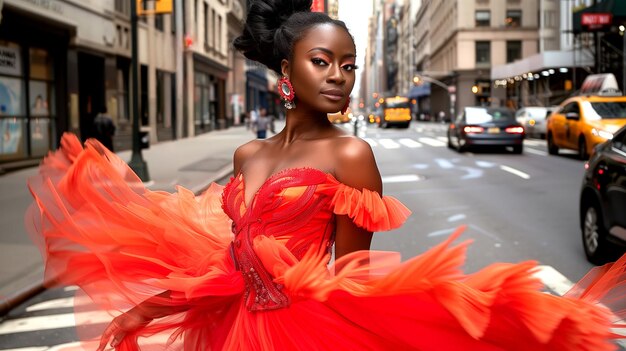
[233,0,354,74]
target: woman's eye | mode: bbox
[311,58,328,66]
[342,64,358,72]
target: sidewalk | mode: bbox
[0,122,271,315]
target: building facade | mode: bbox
[0,0,247,169]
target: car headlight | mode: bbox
[591,128,613,140]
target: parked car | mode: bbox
[579,124,626,264]
[447,107,524,153]
[515,106,555,139]
[546,95,626,159]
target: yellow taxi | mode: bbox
[546,95,626,159]
[328,109,352,124]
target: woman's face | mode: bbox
[283,23,356,114]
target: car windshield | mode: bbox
[582,101,626,120]
[465,107,513,124]
[385,101,410,108]
[525,108,549,120]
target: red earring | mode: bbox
[278,76,296,109]
[341,97,350,114]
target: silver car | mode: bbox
[515,107,555,139]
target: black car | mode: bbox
[579,124,626,265]
[447,107,525,153]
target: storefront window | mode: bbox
[30,48,54,80]
[0,41,27,161]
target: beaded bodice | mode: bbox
[222,168,337,311]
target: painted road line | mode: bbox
[500,165,530,179]
[533,265,574,296]
[0,311,110,335]
[434,159,455,169]
[418,137,446,147]
[524,147,548,156]
[379,139,401,149]
[524,139,547,147]
[398,138,422,148]
[437,136,448,143]
[382,174,423,183]
[26,298,74,312]
[0,348,47,351]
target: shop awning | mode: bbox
[491,50,594,80]
[573,0,626,33]
[408,83,431,99]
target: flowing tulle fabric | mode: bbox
[26,133,626,351]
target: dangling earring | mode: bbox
[341,97,351,114]
[278,76,296,109]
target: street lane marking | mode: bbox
[398,138,422,148]
[26,298,74,312]
[533,265,574,296]
[437,136,448,143]
[379,139,400,149]
[524,148,548,156]
[435,159,455,169]
[382,174,423,183]
[0,311,110,335]
[524,139,546,146]
[418,137,446,147]
[500,165,530,179]
[475,161,496,168]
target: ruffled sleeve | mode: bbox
[330,182,411,232]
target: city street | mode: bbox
[1,121,623,350]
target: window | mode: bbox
[211,9,216,49]
[506,10,522,27]
[475,41,490,65]
[475,10,490,27]
[506,41,521,63]
[204,3,208,48]
[155,14,164,31]
[115,0,130,16]
[217,15,222,52]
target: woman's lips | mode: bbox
[320,90,344,101]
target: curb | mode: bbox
[0,166,234,317]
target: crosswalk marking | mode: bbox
[26,298,74,312]
[417,137,446,147]
[398,138,422,148]
[379,139,401,149]
[0,311,109,335]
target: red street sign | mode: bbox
[311,0,325,13]
[581,13,612,29]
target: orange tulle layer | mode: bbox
[25,133,626,351]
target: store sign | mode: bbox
[311,0,325,13]
[0,46,21,76]
[581,13,612,30]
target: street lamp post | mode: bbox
[413,74,455,121]
[128,0,150,181]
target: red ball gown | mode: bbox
[26,134,626,350]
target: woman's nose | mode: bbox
[327,64,345,84]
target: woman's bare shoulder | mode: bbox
[330,135,382,193]
[233,139,265,175]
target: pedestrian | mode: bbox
[253,107,272,139]
[93,106,116,151]
[247,107,259,130]
[26,0,626,350]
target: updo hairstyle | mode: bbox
[233,0,354,74]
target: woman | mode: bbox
[27,1,625,350]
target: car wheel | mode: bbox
[578,137,588,160]
[581,201,611,265]
[512,145,523,154]
[547,133,559,155]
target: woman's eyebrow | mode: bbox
[307,47,356,59]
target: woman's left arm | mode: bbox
[333,138,382,260]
